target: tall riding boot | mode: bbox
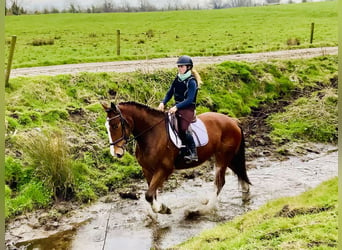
[184,132,198,164]
[178,131,189,157]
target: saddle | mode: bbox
[168,113,208,148]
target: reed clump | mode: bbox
[20,129,74,199]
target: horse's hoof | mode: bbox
[200,198,209,205]
[184,209,201,219]
[160,204,172,214]
[242,191,251,203]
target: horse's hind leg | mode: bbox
[239,179,250,202]
[204,156,228,210]
[239,179,250,193]
[212,150,234,193]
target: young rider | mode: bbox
[158,55,202,164]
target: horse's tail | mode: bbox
[231,126,251,185]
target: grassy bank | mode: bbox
[175,177,338,249]
[5,1,337,68]
[5,55,337,219]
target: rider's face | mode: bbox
[177,65,187,74]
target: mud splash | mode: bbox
[6,144,337,250]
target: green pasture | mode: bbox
[5,1,337,68]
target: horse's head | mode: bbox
[102,102,129,158]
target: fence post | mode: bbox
[116,30,120,56]
[5,35,17,87]
[310,22,314,44]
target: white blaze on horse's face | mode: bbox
[105,120,115,157]
[105,119,125,157]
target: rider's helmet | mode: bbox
[177,55,193,69]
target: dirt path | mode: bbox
[10,47,337,78]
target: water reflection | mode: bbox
[15,229,75,250]
[150,223,171,250]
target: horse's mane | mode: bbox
[119,101,165,117]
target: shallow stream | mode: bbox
[8,144,338,250]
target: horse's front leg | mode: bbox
[145,167,173,214]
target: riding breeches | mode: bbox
[176,108,195,140]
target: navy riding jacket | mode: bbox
[162,75,198,110]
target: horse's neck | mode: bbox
[122,106,164,136]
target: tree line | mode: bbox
[6,0,287,15]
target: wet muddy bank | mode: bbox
[5,143,337,250]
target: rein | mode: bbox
[127,116,165,144]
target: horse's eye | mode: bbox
[111,123,119,129]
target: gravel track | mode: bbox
[10,47,337,78]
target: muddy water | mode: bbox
[9,145,338,250]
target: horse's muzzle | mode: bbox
[116,152,124,158]
[114,146,125,158]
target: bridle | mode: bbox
[105,106,129,148]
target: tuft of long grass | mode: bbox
[31,38,55,46]
[20,129,75,199]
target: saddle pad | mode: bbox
[168,117,209,149]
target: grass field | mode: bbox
[5,1,337,68]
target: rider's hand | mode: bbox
[158,103,164,111]
[169,106,178,114]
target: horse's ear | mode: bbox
[101,102,109,110]
[110,102,117,110]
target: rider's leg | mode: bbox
[177,108,197,163]
[184,131,198,163]
[178,130,188,156]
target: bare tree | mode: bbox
[65,0,81,13]
[184,0,203,10]
[265,0,280,4]
[139,0,157,11]
[165,0,173,10]
[6,0,26,15]
[209,0,226,9]
[120,0,132,12]
[226,0,253,7]
[103,0,115,12]
[50,7,60,13]
[165,0,182,10]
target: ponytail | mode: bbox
[191,69,202,87]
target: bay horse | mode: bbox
[102,101,251,214]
